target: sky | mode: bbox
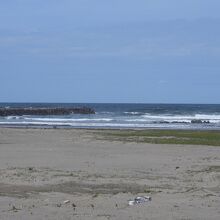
[0,0,220,103]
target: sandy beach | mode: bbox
[0,128,219,220]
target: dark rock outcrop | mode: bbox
[0,107,95,116]
[191,119,210,124]
[191,119,203,124]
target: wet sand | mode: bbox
[0,128,220,220]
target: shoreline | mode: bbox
[1,124,220,130]
[0,128,220,219]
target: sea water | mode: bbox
[0,103,220,130]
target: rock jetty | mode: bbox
[191,119,210,124]
[0,107,95,116]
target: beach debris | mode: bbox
[63,200,70,204]
[128,196,152,206]
[72,203,76,210]
[92,193,99,198]
[8,205,22,212]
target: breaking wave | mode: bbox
[1,103,220,129]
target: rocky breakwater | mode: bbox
[191,119,210,124]
[0,107,95,116]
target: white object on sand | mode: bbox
[63,200,70,204]
[128,196,152,206]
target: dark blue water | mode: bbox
[1,103,220,129]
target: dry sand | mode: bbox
[0,128,219,220]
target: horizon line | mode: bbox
[0,102,220,105]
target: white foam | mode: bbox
[0,121,191,128]
[142,113,220,123]
[6,116,22,120]
[125,118,192,123]
[124,112,140,115]
[24,117,113,122]
[194,114,220,120]
[1,111,220,129]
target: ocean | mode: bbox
[1,103,220,130]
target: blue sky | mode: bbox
[1,0,220,103]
